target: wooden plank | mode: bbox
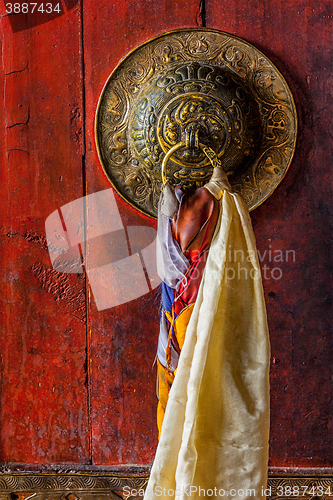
[82,0,203,465]
[0,4,89,463]
[206,0,333,467]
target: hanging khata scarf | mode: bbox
[146,182,270,500]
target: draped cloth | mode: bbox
[145,191,270,500]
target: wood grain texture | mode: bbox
[82,0,203,465]
[0,5,89,463]
[206,0,333,468]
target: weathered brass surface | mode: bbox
[0,473,332,500]
[96,29,297,218]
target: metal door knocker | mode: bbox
[95,28,297,217]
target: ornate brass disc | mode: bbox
[95,29,297,218]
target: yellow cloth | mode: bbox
[157,358,175,439]
[174,303,195,351]
[145,191,270,500]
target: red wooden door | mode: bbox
[0,0,332,472]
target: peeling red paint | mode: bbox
[31,264,86,323]
[1,227,48,251]
[0,3,89,464]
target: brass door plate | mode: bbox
[95,29,297,218]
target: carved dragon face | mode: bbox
[128,62,262,189]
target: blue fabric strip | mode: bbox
[161,281,174,315]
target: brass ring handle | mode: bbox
[161,142,222,185]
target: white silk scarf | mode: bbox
[145,191,270,500]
